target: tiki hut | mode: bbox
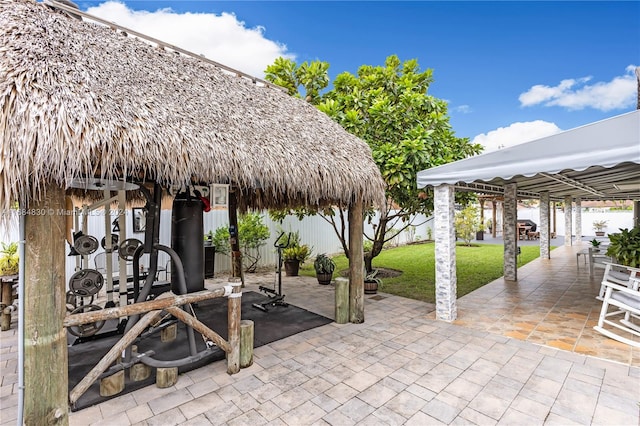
[0,0,384,422]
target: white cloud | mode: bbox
[85,1,293,77]
[519,65,638,111]
[472,121,562,152]
[453,105,472,114]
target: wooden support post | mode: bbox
[348,200,364,324]
[227,278,241,374]
[334,277,349,324]
[1,278,15,331]
[100,370,124,397]
[23,184,69,426]
[130,345,151,382]
[156,367,178,388]
[492,200,497,238]
[240,320,254,368]
[160,323,177,342]
[228,189,244,286]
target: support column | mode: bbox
[24,184,69,425]
[540,192,551,259]
[434,184,456,321]
[228,188,244,286]
[491,200,497,238]
[564,196,573,246]
[575,197,582,243]
[634,201,639,228]
[503,184,518,281]
[348,200,364,324]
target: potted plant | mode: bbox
[590,238,601,248]
[282,244,311,276]
[593,220,608,237]
[314,253,335,285]
[0,242,19,276]
[364,269,382,294]
[606,227,640,268]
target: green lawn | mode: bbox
[301,242,543,304]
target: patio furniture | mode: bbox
[593,272,640,348]
[597,262,639,300]
[576,249,590,268]
[589,247,613,278]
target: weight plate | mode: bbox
[69,269,104,297]
[101,234,119,251]
[67,304,105,337]
[74,235,99,256]
[118,238,143,261]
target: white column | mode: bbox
[564,196,573,246]
[575,197,582,243]
[503,184,518,281]
[434,184,456,321]
[540,191,550,259]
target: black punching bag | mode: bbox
[171,193,205,294]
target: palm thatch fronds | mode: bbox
[0,0,385,212]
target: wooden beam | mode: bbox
[23,184,68,425]
[63,288,227,327]
[348,200,364,323]
[69,310,163,405]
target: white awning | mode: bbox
[417,110,640,200]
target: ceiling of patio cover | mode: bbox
[417,110,640,200]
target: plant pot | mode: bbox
[595,231,605,237]
[364,280,379,294]
[284,260,300,276]
[316,272,332,285]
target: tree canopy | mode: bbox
[265,55,482,270]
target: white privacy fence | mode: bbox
[0,208,434,281]
[2,206,632,281]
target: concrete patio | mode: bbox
[1,243,639,425]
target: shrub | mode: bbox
[211,212,270,272]
[0,242,19,276]
[454,205,481,246]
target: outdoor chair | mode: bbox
[593,271,640,348]
[597,262,637,300]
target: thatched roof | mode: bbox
[0,0,385,211]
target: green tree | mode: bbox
[265,57,329,103]
[454,205,481,246]
[266,55,482,271]
[212,212,270,273]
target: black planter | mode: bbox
[284,260,300,276]
[476,231,484,241]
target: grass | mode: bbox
[301,242,545,304]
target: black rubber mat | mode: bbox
[68,291,332,411]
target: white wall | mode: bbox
[6,204,631,280]
[494,206,634,238]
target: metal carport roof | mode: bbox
[417,110,640,201]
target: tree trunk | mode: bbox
[23,184,69,425]
[364,212,389,273]
[348,201,364,323]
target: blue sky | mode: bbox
[76,1,639,151]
